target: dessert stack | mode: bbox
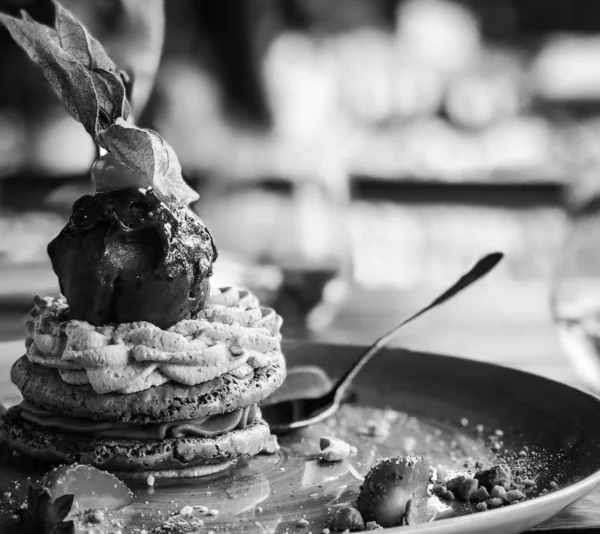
[0,1,285,477]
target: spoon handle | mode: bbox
[332,252,504,403]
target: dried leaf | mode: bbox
[0,2,130,138]
[89,37,120,74]
[53,2,130,121]
[52,0,119,75]
[99,118,199,206]
[97,120,153,183]
[19,485,76,534]
[29,486,51,519]
[20,9,58,41]
[153,133,200,206]
[50,494,75,523]
[0,1,195,207]
[53,0,92,67]
[0,13,99,135]
[89,68,127,128]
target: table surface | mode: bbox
[1,271,600,532]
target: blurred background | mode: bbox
[1,0,600,372]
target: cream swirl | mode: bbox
[26,287,282,395]
[16,401,258,440]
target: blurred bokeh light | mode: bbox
[1,0,599,340]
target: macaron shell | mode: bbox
[11,353,285,424]
[0,411,271,472]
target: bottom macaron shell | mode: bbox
[112,461,236,480]
[0,411,271,472]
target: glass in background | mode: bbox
[262,30,352,339]
[271,171,352,340]
[552,186,600,392]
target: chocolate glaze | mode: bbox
[48,188,217,329]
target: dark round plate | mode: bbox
[2,341,600,534]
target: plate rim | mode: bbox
[283,339,600,399]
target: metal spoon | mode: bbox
[262,252,504,433]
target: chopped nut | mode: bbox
[180,505,194,516]
[445,476,466,492]
[262,435,280,454]
[505,490,525,503]
[456,478,478,501]
[432,484,447,496]
[473,487,490,503]
[361,420,390,438]
[230,344,244,356]
[490,486,507,500]
[485,497,505,509]
[85,509,104,524]
[153,514,204,532]
[475,464,512,492]
[332,506,365,532]
[436,465,448,481]
[320,437,353,462]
